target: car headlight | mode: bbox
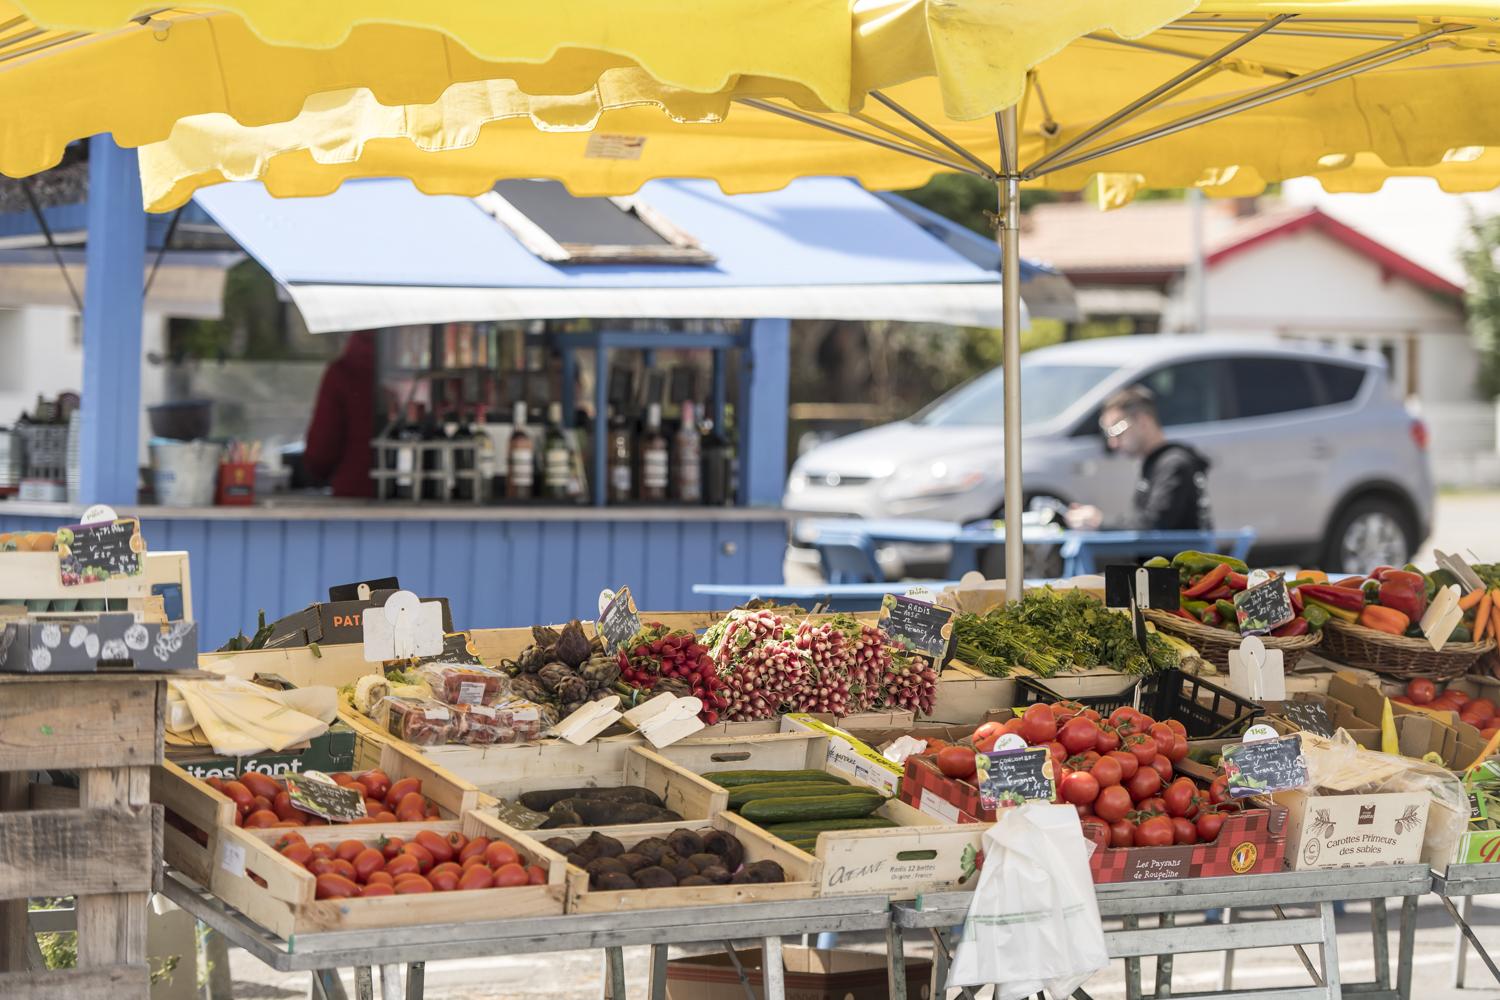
[880,459,989,502]
[786,471,808,494]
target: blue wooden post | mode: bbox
[81,136,146,505]
[739,318,789,506]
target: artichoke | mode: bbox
[580,653,621,692]
[554,619,592,668]
[517,645,549,673]
[556,673,590,705]
[509,675,553,705]
[655,676,691,698]
[537,661,576,693]
[531,625,561,649]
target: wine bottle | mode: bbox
[394,402,423,501]
[673,399,702,504]
[471,405,495,503]
[702,417,734,506]
[607,406,634,504]
[640,402,668,502]
[506,401,534,500]
[543,402,571,501]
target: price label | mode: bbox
[1222,734,1308,798]
[218,841,246,878]
[878,593,954,663]
[597,586,642,652]
[491,798,548,830]
[1233,576,1295,636]
[1280,700,1334,738]
[286,773,366,821]
[1469,789,1489,825]
[977,746,1055,810]
[56,517,144,587]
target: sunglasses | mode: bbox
[1102,417,1131,440]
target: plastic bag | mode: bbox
[1301,730,1468,868]
[948,802,1109,999]
[382,696,457,746]
[412,662,512,706]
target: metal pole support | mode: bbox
[996,105,1024,601]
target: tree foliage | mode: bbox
[1462,213,1500,400]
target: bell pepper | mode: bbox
[1226,571,1249,591]
[1172,550,1249,582]
[1143,556,1171,569]
[1174,607,1197,621]
[1182,599,1209,618]
[1369,565,1398,581]
[1378,577,1427,623]
[1361,579,1383,602]
[1302,603,1331,630]
[1272,616,1311,638]
[1334,575,1366,589]
[1360,605,1410,635]
[1202,607,1223,627]
[1452,623,1474,643]
[1182,562,1231,598]
[1381,570,1425,591]
[1306,597,1359,623]
[1297,570,1329,584]
[1299,584,1366,613]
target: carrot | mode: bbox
[1490,589,1500,643]
[1476,590,1495,643]
[1460,588,1486,611]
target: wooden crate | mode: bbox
[155,740,479,885]
[923,662,1015,724]
[0,672,174,999]
[657,732,985,900]
[473,746,726,827]
[210,813,567,939]
[555,811,818,913]
[199,642,377,690]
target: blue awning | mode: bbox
[190,178,1060,333]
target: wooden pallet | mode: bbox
[0,672,173,1000]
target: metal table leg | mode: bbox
[886,923,908,1000]
[1319,902,1343,998]
[405,962,424,1000]
[1154,912,1174,998]
[312,970,348,1000]
[378,964,401,1000]
[1440,895,1500,987]
[762,936,786,1000]
[1273,904,1324,987]
[604,947,628,999]
[721,941,758,1000]
[1398,895,1418,1000]
[648,944,669,1000]
[1452,896,1473,989]
[1123,914,1142,1000]
[1219,908,1235,993]
[354,967,375,1000]
[1371,898,1390,992]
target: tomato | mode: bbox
[327,858,357,881]
[330,773,357,788]
[1406,678,1436,705]
[459,836,491,863]
[429,868,461,891]
[936,746,979,780]
[384,854,420,878]
[402,843,435,873]
[1108,706,1140,730]
[374,812,398,823]
[485,841,521,869]
[1196,809,1228,842]
[1449,690,1472,707]
[1171,817,1199,845]
[1060,771,1100,805]
[1123,734,1156,767]
[972,721,1004,745]
[1000,718,1026,738]
[1472,699,1497,722]
[1074,803,1093,819]
[1051,699,1086,720]
[526,864,548,885]
[1080,818,1111,851]
[308,858,338,876]
[240,771,283,802]
[1164,719,1187,738]
[1149,755,1174,785]
[1147,723,1177,757]
[352,848,385,883]
[1137,796,1167,816]
[243,809,279,828]
[1090,755,1123,789]
[1059,717,1101,755]
[220,780,254,817]
[1208,775,1231,805]
[365,871,394,887]
[973,732,1000,753]
[1019,704,1058,745]
[363,798,385,817]
[359,769,392,802]
[1094,725,1121,755]
[415,830,455,864]
[1133,815,1174,847]
[462,855,490,871]
[280,842,313,867]
[1163,777,1198,818]
[1108,818,1136,848]
[1106,750,1139,780]
[272,791,311,824]
[1044,741,1067,767]
[310,843,335,860]
[459,865,495,891]
[315,874,360,899]
[396,793,428,823]
[492,863,530,888]
[379,836,405,860]
[1093,785,1132,823]
[359,883,395,896]
[335,839,366,863]
[1082,709,1102,723]
[1167,736,1188,764]
[394,875,434,894]
[1126,767,1162,803]
[205,776,228,793]
[384,777,421,808]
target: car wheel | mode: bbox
[979,495,1067,580]
[1323,497,1416,574]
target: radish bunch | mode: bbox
[617,624,727,724]
[706,610,811,720]
[879,642,939,716]
[793,615,880,715]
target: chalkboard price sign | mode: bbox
[57,518,144,587]
[1280,700,1334,738]
[1233,576,1295,636]
[977,746,1056,809]
[598,586,642,653]
[1222,734,1309,798]
[285,773,366,821]
[878,594,954,663]
[491,798,549,830]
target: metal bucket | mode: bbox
[150,439,223,507]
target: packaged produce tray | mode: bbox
[548,812,819,912]
[209,814,567,938]
[658,732,984,899]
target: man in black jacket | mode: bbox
[1066,385,1213,531]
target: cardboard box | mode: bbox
[1275,789,1429,870]
[1091,804,1289,883]
[1263,693,1380,749]
[666,947,932,1000]
[0,613,197,673]
[167,726,356,780]
[1456,828,1500,865]
[779,714,903,796]
[263,590,453,648]
[899,754,989,823]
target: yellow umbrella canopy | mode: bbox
[0,1,850,177]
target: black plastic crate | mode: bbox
[1012,669,1260,739]
[1013,674,1147,717]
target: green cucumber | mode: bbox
[786,837,819,852]
[703,769,850,788]
[740,793,885,824]
[764,817,899,837]
[728,782,861,809]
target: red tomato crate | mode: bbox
[900,754,991,823]
[1090,803,1288,883]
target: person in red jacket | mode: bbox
[302,330,378,498]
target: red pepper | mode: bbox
[1334,575,1366,589]
[1202,607,1223,627]
[1369,565,1398,581]
[1290,587,1304,613]
[1300,584,1367,613]
[1201,585,1234,602]
[1183,563,1231,599]
[1378,579,1427,622]
[1174,607,1197,621]
[1226,571,1249,591]
[1380,570,1425,592]
[1272,616,1311,638]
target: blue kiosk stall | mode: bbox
[0,142,1064,647]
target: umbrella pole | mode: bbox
[997,106,1024,602]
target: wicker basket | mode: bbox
[1144,609,1322,672]
[1318,619,1495,680]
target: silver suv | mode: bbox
[784,335,1433,574]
